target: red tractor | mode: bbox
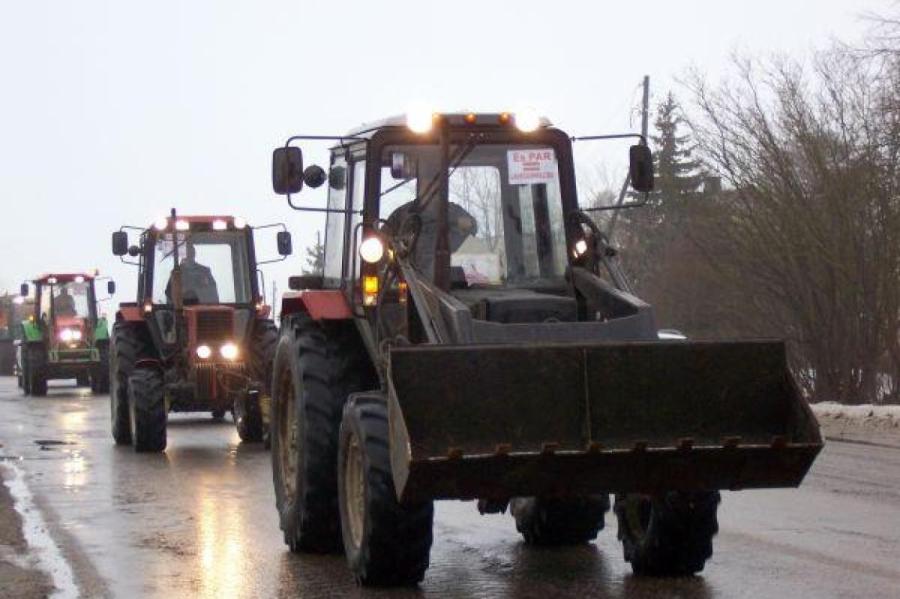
[109,212,292,451]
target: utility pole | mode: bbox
[606,75,650,238]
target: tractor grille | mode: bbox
[196,310,233,343]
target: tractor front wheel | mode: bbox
[91,343,110,394]
[511,495,609,546]
[128,367,167,453]
[110,323,146,445]
[28,346,47,396]
[270,314,372,554]
[614,491,720,577]
[338,396,433,586]
[234,392,264,442]
[248,320,278,446]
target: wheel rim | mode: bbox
[344,432,365,549]
[276,366,299,502]
[624,494,653,540]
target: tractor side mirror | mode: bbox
[277,231,293,256]
[107,280,116,295]
[127,245,141,257]
[629,145,654,193]
[272,146,304,195]
[112,231,129,256]
[20,283,29,297]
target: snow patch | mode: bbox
[812,402,900,421]
[1,462,78,599]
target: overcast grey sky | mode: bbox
[0,0,892,309]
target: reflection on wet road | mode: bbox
[1,377,899,598]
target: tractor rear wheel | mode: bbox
[110,323,147,445]
[28,346,47,396]
[91,343,110,394]
[128,367,167,453]
[614,491,720,577]
[338,396,433,586]
[248,319,278,446]
[234,392,264,442]
[271,314,373,554]
[511,495,609,546]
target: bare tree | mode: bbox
[683,45,900,404]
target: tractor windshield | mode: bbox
[379,143,568,287]
[151,231,252,305]
[40,282,93,321]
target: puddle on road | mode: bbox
[34,440,76,449]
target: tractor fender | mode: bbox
[280,290,352,322]
[20,320,43,343]
[94,317,111,342]
[116,304,144,323]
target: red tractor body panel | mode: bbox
[281,290,352,320]
[116,305,144,322]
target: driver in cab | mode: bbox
[167,243,219,304]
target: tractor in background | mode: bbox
[109,212,291,451]
[17,273,112,395]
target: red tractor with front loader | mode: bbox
[268,112,822,585]
[109,212,292,451]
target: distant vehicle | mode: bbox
[17,273,113,395]
[109,213,291,451]
[0,294,31,375]
[267,111,823,585]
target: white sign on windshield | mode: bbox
[507,148,557,185]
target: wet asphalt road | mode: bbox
[1,378,899,598]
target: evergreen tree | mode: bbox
[620,92,708,332]
[302,231,325,275]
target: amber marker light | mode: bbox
[363,276,379,307]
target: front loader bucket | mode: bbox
[387,340,822,503]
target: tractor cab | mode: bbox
[144,216,260,349]
[273,112,655,345]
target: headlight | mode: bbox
[59,329,82,342]
[359,236,385,264]
[514,108,541,133]
[406,106,434,134]
[572,239,588,258]
[196,344,212,359]
[220,342,239,360]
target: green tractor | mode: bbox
[17,273,114,395]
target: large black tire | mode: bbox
[127,367,167,453]
[271,314,374,554]
[511,495,610,546]
[20,347,30,394]
[236,320,278,443]
[110,323,149,445]
[234,391,264,442]
[338,396,433,586]
[91,342,110,394]
[614,491,720,577]
[28,346,47,396]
